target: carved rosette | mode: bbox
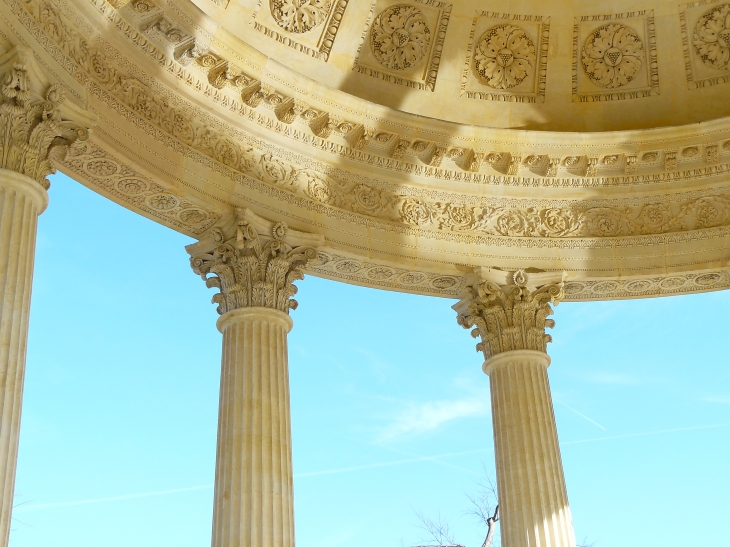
[455,270,563,361]
[474,25,536,89]
[270,0,331,34]
[582,24,644,88]
[0,61,90,189]
[694,4,730,70]
[190,214,319,315]
[370,5,431,70]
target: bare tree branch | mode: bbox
[412,509,463,547]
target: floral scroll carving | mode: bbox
[454,270,563,361]
[474,25,535,89]
[370,4,431,70]
[694,4,730,70]
[270,0,331,34]
[190,211,319,315]
[0,54,91,189]
[582,24,644,88]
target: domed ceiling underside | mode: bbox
[3,0,730,300]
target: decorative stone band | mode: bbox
[454,268,564,361]
[187,209,323,315]
[0,47,95,190]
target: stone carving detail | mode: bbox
[564,270,730,300]
[190,212,318,314]
[61,140,219,234]
[455,270,563,360]
[0,58,90,189]
[308,251,465,296]
[693,4,730,70]
[270,0,331,34]
[582,24,645,88]
[474,25,535,89]
[370,4,431,70]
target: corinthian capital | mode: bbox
[454,268,565,361]
[0,47,96,189]
[187,209,323,315]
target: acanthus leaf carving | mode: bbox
[0,51,92,189]
[454,269,564,360]
[189,210,320,315]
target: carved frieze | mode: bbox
[573,11,658,101]
[462,11,549,103]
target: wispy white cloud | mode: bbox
[15,485,212,513]
[379,397,489,441]
[561,422,730,446]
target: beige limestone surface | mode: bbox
[2,0,730,305]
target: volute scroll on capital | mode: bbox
[0,47,96,190]
[454,267,565,362]
[187,208,324,315]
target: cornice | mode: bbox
[6,0,730,301]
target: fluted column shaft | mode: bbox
[485,350,574,547]
[0,169,47,546]
[213,307,295,547]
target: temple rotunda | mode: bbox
[1,0,730,545]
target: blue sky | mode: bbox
[10,172,730,547]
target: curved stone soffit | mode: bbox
[12,0,730,245]
[58,139,221,235]
[309,253,730,301]
[19,0,730,189]
[7,0,730,300]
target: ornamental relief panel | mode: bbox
[461,12,549,103]
[354,0,451,91]
[250,0,349,61]
[61,141,220,234]
[30,0,730,187]
[573,11,658,102]
[680,0,730,88]
[20,0,730,242]
[309,252,464,296]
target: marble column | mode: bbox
[188,209,321,547]
[454,269,575,547]
[0,47,92,547]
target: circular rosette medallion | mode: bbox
[582,24,644,88]
[270,0,331,34]
[370,5,431,71]
[694,4,730,70]
[473,25,536,89]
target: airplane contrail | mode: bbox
[555,399,607,431]
[561,422,730,445]
[17,422,729,512]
